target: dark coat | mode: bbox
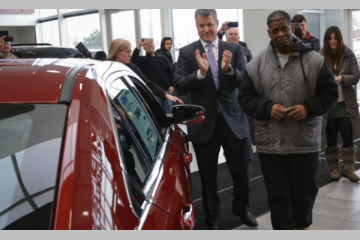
[319,45,360,142]
[175,39,249,143]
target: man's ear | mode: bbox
[267,29,271,38]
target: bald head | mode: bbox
[226,28,240,44]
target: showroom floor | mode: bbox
[178,125,360,230]
[235,169,360,230]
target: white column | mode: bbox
[57,9,68,47]
[98,9,112,53]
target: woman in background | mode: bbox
[106,38,183,106]
[320,26,360,182]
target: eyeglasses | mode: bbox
[121,50,132,54]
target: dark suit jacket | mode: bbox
[174,39,250,143]
[217,31,248,48]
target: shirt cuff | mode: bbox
[197,70,206,80]
[225,67,235,76]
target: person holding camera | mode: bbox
[239,11,338,230]
[155,37,175,71]
[218,21,247,48]
[106,38,183,106]
[319,26,360,182]
[131,38,175,114]
[0,36,17,59]
[291,14,320,51]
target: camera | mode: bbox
[4,37,14,42]
[228,22,238,28]
[75,41,107,61]
[293,23,303,37]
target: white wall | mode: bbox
[243,9,299,57]
[0,26,36,44]
[0,13,37,26]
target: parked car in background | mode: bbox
[11,43,83,59]
[0,59,205,230]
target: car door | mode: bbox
[121,75,196,230]
[106,75,181,229]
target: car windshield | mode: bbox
[0,104,67,230]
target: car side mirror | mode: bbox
[172,104,206,124]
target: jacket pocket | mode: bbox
[296,117,321,147]
[254,119,269,145]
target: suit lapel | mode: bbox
[218,40,227,89]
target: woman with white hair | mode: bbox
[107,38,183,105]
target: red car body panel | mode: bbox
[0,59,196,230]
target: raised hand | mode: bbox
[221,50,232,72]
[195,49,209,76]
[220,21,231,32]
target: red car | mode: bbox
[0,58,206,230]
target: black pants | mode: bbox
[326,117,354,147]
[192,114,253,227]
[258,153,319,230]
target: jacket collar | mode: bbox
[268,36,314,56]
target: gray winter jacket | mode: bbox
[239,38,338,155]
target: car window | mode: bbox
[127,76,169,135]
[109,79,161,163]
[111,105,151,187]
[0,104,67,230]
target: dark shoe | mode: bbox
[234,211,258,227]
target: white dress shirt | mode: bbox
[196,37,235,80]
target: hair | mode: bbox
[322,26,345,75]
[106,38,131,61]
[194,9,218,23]
[226,28,239,37]
[291,14,307,24]
[267,10,291,29]
[160,37,172,52]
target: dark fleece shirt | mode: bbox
[126,63,167,100]
[131,48,174,91]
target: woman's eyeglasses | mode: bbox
[121,50,132,54]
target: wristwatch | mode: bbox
[225,64,232,73]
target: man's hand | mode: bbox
[221,50,232,72]
[137,38,146,49]
[0,36,6,46]
[195,50,209,76]
[335,76,343,83]
[271,104,286,121]
[168,86,175,93]
[286,105,307,121]
[220,21,231,32]
[165,94,184,104]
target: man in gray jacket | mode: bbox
[239,11,338,230]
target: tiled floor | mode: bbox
[235,169,360,230]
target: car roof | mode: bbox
[0,59,144,104]
[0,59,95,104]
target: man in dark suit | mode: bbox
[174,9,257,230]
[217,21,248,48]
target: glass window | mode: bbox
[172,9,198,54]
[111,10,137,50]
[111,104,150,188]
[65,9,85,13]
[39,9,58,18]
[40,20,60,46]
[303,9,342,49]
[352,10,360,106]
[140,9,162,50]
[111,83,161,162]
[0,104,67,230]
[66,13,101,51]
